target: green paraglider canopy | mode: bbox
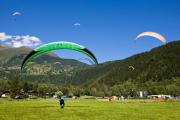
[21,41,98,70]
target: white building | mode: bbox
[149,95,172,99]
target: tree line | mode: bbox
[0,77,179,99]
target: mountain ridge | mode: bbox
[70,40,180,87]
[0,41,180,88]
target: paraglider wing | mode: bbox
[12,12,21,16]
[21,41,98,70]
[12,12,21,21]
[78,57,94,65]
[136,32,167,45]
[128,66,135,71]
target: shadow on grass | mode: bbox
[30,105,90,109]
[66,105,90,108]
[30,105,57,108]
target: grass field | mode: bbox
[0,98,180,120]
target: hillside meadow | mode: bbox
[0,98,179,120]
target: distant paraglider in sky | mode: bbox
[12,11,21,21]
[73,22,81,26]
[136,31,167,45]
[128,65,135,71]
[21,41,98,70]
[12,12,21,16]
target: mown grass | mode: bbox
[0,98,179,120]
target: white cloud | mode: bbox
[0,33,12,41]
[12,12,21,16]
[0,32,42,48]
[73,22,81,26]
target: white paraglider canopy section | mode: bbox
[12,12,21,16]
[136,32,167,45]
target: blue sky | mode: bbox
[0,0,180,63]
